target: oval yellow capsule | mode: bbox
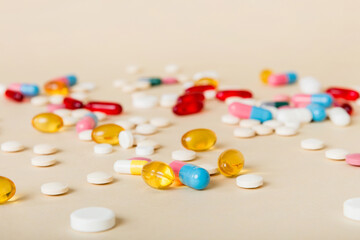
[181,128,216,151]
[194,77,218,88]
[141,161,175,189]
[44,81,69,95]
[218,149,244,177]
[92,124,124,145]
[260,69,272,84]
[32,113,64,133]
[0,176,16,204]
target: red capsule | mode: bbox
[177,92,205,103]
[326,87,359,101]
[216,90,253,101]
[173,101,204,116]
[85,101,122,115]
[63,97,83,109]
[341,103,353,115]
[185,85,215,94]
[5,89,24,102]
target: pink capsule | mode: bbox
[47,104,65,112]
[162,77,178,84]
[76,116,96,133]
[273,94,290,102]
[228,102,272,122]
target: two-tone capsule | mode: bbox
[326,87,359,101]
[260,69,297,86]
[76,113,98,133]
[292,93,333,108]
[260,101,289,108]
[228,102,272,122]
[138,77,162,86]
[85,101,122,115]
[114,159,151,175]
[8,83,40,96]
[169,161,210,190]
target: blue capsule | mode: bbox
[179,164,210,190]
[66,75,77,86]
[306,103,327,122]
[286,72,297,84]
[310,94,333,108]
[249,106,273,122]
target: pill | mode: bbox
[31,96,49,106]
[185,85,216,94]
[218,149,245,177]
[276,108,312,123]
[169,161,210,190]
[165,64,180,74]
[292,93,333,108]
[181,128,216,151]
[221,114,240,125]
[162,77,178,84]
[71,109,91,119]
[33,144,57,155]
[228,102,272,122]
[327,107,351,127]
[87,172,113,184]
[135,146,154,156]
[203,89,216,100]
[53,109,72,118]
[345,153,360,166]
[85,101,122,115]
[233,127,256,138]
[55,75,77,86]
[141,161,175,189]
[70,92,88,102]
[171,149,196,161]
[8,83,40,96]
[301,138,324,150]
[0,176,16,203]
[76,114,97,133]
[284,121,301,130]
[44,80,69,95]
[260,69,275,84]
[135,124,157,135]
[273,94,290,102]
[261,101,289,109]
[0,84,5,95]
[252,125,273,136]
[92,124,124,145]
[306,103,327,122]
[31,155,57,167]
[177,92,205,103]
[32,113,64,133]
[1,141,25,152]
[216,90,253,101]
[275,126,298,136]
[264,71,297,86]
[197,163,219,175]
[236,174,263,189]
[299,77,322,94]
[338,102,353,115]
[263,119,283,129]
[41,182,68,195]
[160,93,178,107]
[193,70,219,81]
[115,120,135,130]
[70,207,116,233]
[325,148,349,160]
[78,130,93,141]
[133,95,158,109]
[149,117,171,128]
[63,97,83,110]
[326,87,359,101]
[239,119,261,128]
[119,130,134,149]
[94,111,107,121]
[133,135,147,145]
[173,101,204,116]
[62,116,77,126]
[128,116,148,125]
[137,140,160,149]
[194,78,218,88]
[114,159,150,175]
[5,89,24,102]
[47,103,65,112]
[49,94,65,104]
[343,198,360,221]
[94,144,113,154]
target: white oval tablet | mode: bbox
[221,114,239,125]
[71,207,116,233]
[239,119,261,128]
[263,120,283,129]
[94,144,113,154]
[325,148,349,160]
[78,130,93,141]
[72,109,91,119]
[49,95,64,104]
[204,90,217,100]
[63,116,78,127]
[31,96,48,106]
[171,149,196,161]
[197,163,219,175]
[252,125,273,136]
[160,93,178,107]
[70,92,88,101]
[236,174,263,189]
[119,130,134,149]
[31,156,57,167]
[135,124,157,135]
[94,112,107,121]
[275,126,298,136]
[33,144,57,155]
[1,141,25,152]
[132,95,158,109]
[87,172,113,185]
[53,109,72,118]
[115,120,135,130]
[327,107,351,127]
[41,182,68,195]
[284,121,301,130]
[128,116,148,125]
[344,198,360,221]
[137,140,160,149]
[233,128,255,138]
[301,138,324,150]
[135,146,154,156]
[150,117,171,127]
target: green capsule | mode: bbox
[139,77,162,86]
[261,101,289,108]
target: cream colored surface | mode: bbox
[1,1,360,239]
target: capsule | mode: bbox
[340,103,353,115]
[162,77,178,84]
[5,89,24,102]
[327,107,351,127]
[63,97,83,110]
[276,108,312,123]
[218,149,245,177]
[260,69,273,84]
[85,101,122,115]
[141,161,175,189]
[91,124,124,144]
[326,87,359,101]
[268,72,297,86]
[306,103,327,122]
[177,92,205,103]
[228,102,272,122]
[216,90,252,101]
[32,113,64,133]
[138,77,162,86]
[292,93,333,108]
[260,101,289,108]
[185,85,216,94]
[8,83,39,96]
[181,128,216,151]
[194,78,218,88]
[76,113,98,133]
[53,75,77,87]
[44,81,69,95]
[114,159,151,175]
[169,161,210,190]
[173,101,204,116]
[0,176,16,204]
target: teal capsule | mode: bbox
[139,77,162,86]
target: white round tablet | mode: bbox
[263,120,283,129]
[171,149,196,161]
[128,116,148,125]
[137,140,160,149]
[344,198,360,221]
[325,148,349,160]
[135,146,154,156]
[119,130,134,149]
[150,117,171,127]
[33,144,57,155]
[31,156,57,167]
[233,128,255,138]
[198,164,219,175]
[87,172,113,185]
[239,119,261,128]
[63,116,77,127]
[115,120,135,130]
[94,111,107,121]
[135,124,157,135]
[236,174,263,189]
[31,96,48,106]
[71,207,116,233]
[78,130,93,141]
[1,141,25,152]
[41,182,68,195]
[49,95,64,104]
[221,114,239,125]
[94,144,113,154]
[301,138,324,150]
[132,95,158,109]
[204,90,217,100]
[252,125,273,136]
[53,109,72,118]
[275,126,298,136]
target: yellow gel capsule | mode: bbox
[44,81,69,95]
[218,149,245,177]
[194,77,218,88]
[32,113,64,133]
[181,128,216,151]
[0,176,16,204]
[141,161,175,189]
[92,124,124,145]
[260,69,272,84]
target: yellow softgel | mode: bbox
[218,149,245,177]
[44,81,69,95]
[181,128,216,151]
[0,176,16,204]
[32,113,64,133]
[260,69,272,84]
[141,161,175,189]
[92,124,124,145]
[194,77,218,88]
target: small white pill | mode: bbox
[301,138,324,150]
[70,207,116,233]
[236,174,263,189]
[126,65,141,74]
[239,119,261,128]
[277,108,312,123]
[325,148,349,160]
[276,126,298,136]
[1,141,25,152]
[171,149,196,161]
[31,156,57,167]
[94,144,113,154]
[33,144,57,155]
[128,116,148,125]
[49,95,64,104]
[41,182,68,195]
[327,107,351,127]
[299,76,322,94]
[263,120,283,129]
[233,128,256,138]
[94,111,107,121]
[197,163,219,175]
[78,130,93,141]
[204,90,216,100]
[135,146,154,156]
[221,114,239,125]
[252,125,273,136]
[135,124,157,135]
[63,116,77,126]
[150,117,171,127]
[160,93,178,107]
[87,172,113,185]
[72,109,91,119]
[165,64,180,74]
[119,130,134,149]
[133,95,158,109]
[344,198,360,221]
[31,96,48,106]
[137,140,160,149]
[133,135,147,145]
[113,79,128,88]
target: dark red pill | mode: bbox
[177,92,205,103]
[185,85,215,94]
[85,101,122,115]
[63,97,84,109]
[326,87,359,101]
[341,103,353,115]
[5,89,24,102]
[216,90,253,101]
[172,101,204,116]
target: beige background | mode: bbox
[1,1,360,239]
